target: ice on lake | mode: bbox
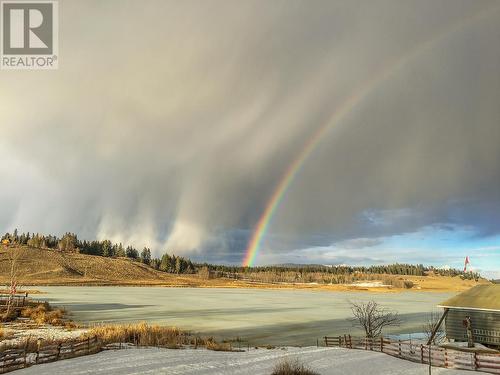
[37,286,451,345]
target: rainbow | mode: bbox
[242,5,497,267]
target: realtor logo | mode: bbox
[1,0,58,69]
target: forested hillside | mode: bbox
[1,230,195,275]
[0,229,485,290]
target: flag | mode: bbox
[463,256,470,272]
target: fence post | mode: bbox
[380,337,383,352]
[473,352,478,370]
[398,340,401,357]
[56,343,62,360]
[324,336,327,347]
[348,334,352,349]
[23,339,28,368]
[428,345,432,375]
[35,339,41,364]
[87,337,90,354]
[420,344,423,363]
[316,338,318,348]
[344,334,347,348]
[444,348,448,367]
[338,336,342,347]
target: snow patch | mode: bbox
[14,346,479,375]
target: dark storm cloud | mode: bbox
[0,0,499,262]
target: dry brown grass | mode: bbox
[1,309,19,322]
[0,245,489,293]
[382,277,414,289]
[20,303,67,326]
[205,340,233,351]
[86,322,235,350]
[0,245,178,286]
[87,322,188,347]
[271,358,319,375]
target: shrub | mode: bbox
[271,358,319,375]
[382,277,414,289]
[1,309,19,322]
[205,341,233,351]
[403,280,414,289]
[21,303,66,325]
[87,322,186,347]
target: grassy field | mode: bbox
[0,245,488,292]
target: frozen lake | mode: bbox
[37,287,452,345]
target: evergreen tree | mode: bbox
[141,247,152,265]
[58,232,78,252]
[160,253,172,272]
[102,240,113,257]
[126,246,139,259]
[116,243,126,257]
[151,258,161,270]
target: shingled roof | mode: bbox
[438,284,500,312]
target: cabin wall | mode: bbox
[445,308,500,347]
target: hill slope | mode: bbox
[0,245,190,286]
[0,245,489,292]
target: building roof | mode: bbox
[439,284,500,312]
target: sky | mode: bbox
[0,0,499,278]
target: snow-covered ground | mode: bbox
[15,346,485,375]
[348,281,391,288]
[1,322,87,346]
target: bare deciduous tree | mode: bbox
[4,247,26,318]
[350,300,400,338]
[423,311,446,345]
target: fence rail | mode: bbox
[0,295,29,310]
[0,294,44,311]
[0,334,252,373]
[323,335,500,374]
[0,336,101,373]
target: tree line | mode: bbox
[197,263,427,276]
[197,262,479,281]
[2,229,480,280]
[428,265,480,281]
[1,229,195,275]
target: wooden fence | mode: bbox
[0,294,45,312]
[0,336,101,373]
[323,335,500,374]
[0,295,29,310]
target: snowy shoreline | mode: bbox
[13,346,484,375]
[1,321,88,347]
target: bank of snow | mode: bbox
[1,322,87,346]
[15,346,484,375]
